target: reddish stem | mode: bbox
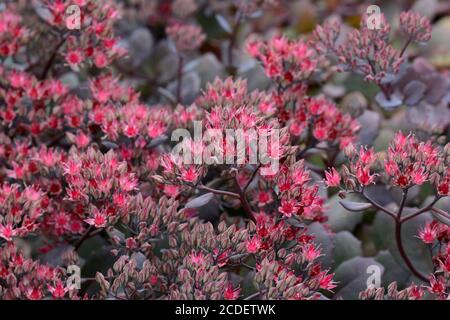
[394,189,428,282]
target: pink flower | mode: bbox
[181,166,199,183]
[359,147,376,166]
[163,184,180,197]
[125,237,138,249]
[257,191,273,206]
[166,23,205,52]
[429,276,445,295]
[319,272,337,291]
[0,224,15,241]
[119,174,138,192]
[356,166,375,186]
[74,131,90,148]
[412,167,428,185]
[400,11,432,43]
[438,181,449,196]
[279,198,298,217]
[303,244,321,262]
[27,287,43,300]
[324,168,340,187]
[85,210,107,228]
[93,50,108,68]
[48,281,68,299]
[66,50,83,68]
[418,222,438,244]
[407,285,424,300]
[246,237,261,253]
[384,159,399,176]
[189,250,205,266]
[223,283,240,300]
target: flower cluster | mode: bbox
[275,159,325,222]
[418,220,450,299]
[383,132,449,193]
[248,36,317,85]
[289,97,360,149]
[400,11,432,43]
[63,148,138,228]
[166,23,206,52]
[360,219,450,300]
[0,184,44,242]
[0,0,449,302]
[313,12,402,86]
[312,10,432,105]
[0,243,75,300]
[329,133,450,192]
[0,10,29,57]
[44,0,125,70]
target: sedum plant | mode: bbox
[0,0,449,300]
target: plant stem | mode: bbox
[197,184,240,199]
[40,35,67,80]
[362,188,396,219]
[379,83,392,101]
[234,176,256,223]
[244,291,263,300]
[394,189,428,282]
[243,164,261,192]
[399,36,412,58]
[197,182,256,223]
[401,195,441,223]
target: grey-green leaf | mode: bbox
[339,200,373,212]
[185,193,215,209]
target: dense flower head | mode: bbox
[400,11,432,43]
[0,243,75,300]
[290,97,360,149]
[415,221,450,299]
[248,36,317,85]
[0,184,44,242]
[63,147,137,228]
[0,10,29,57]
[274,159,325,222]
[166,23,206,52]
[314,12,430,85]
[314,14,403,86]
[171,0,198,18]
[0,0,448,303]
[330,132,449,192]
[44,0,125,70]
[384,132,449,192]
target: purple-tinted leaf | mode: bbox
[215,14,232,34]
[148,135,168,148]
[357,110,381,145]
[375,91,403,110]
[403,80,427,106]
[339,200,372,212]
[431,208,450,226]
[185,192,215,209]
[333,257,384,299]
[333,231,362,268]
[286,217,305,228]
